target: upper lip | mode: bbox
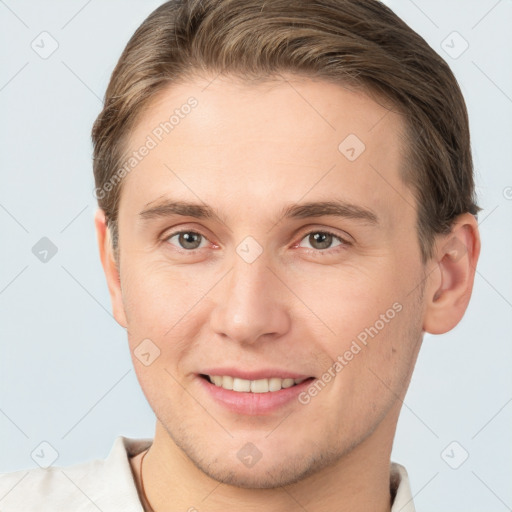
[200,368,312,380]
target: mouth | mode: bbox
[201,374,310,393]
[197,373,315,415]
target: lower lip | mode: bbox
[197,376,314,415]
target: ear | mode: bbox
[94,209,127,328]
[423,213,481,335]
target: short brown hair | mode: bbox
[92,0,479,261]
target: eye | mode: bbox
[165,230,209,250]
[298,231,346,251]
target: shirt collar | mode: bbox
[390,462,416,512]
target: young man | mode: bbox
[0,0,480,510]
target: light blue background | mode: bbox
[1,1,511,510]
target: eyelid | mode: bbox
[295,226,353,247]
[160,222,212,241]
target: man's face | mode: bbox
[113,75,427,487]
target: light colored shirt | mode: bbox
[0,436,415,511]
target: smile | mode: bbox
[205,375,308,393]
[197,369,315,414]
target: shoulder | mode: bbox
[0,458,104,511]
[0,436,152,512]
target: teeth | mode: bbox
[250,379,269,393]
[222,375,234,390]
[211,376,223,386]
[208,375,307,393]
[282,378,295,389]
[233,377,251,392]
[268,377,282,392]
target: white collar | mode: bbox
[0,436,414,511]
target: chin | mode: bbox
[195,458,323,489]
[180,435,342,489]
[156,403,361,488]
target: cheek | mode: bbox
[120,257,209,334]
[338,294,421,402]
[292,267,398,353]
[119,258,218,386]
[298,264,420,396]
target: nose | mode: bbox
[209,255,291,345]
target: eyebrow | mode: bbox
[138,199,379,226]
[139,200,224,223]
[279,201,378,225]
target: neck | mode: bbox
[132,405,400,512]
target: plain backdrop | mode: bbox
[0,1,511,510]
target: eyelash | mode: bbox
[162,228,351,254]
[296,229,350,253]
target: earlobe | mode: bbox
[94,209,128,328]
[423,214,481,335]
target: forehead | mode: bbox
[120,74,414,228]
